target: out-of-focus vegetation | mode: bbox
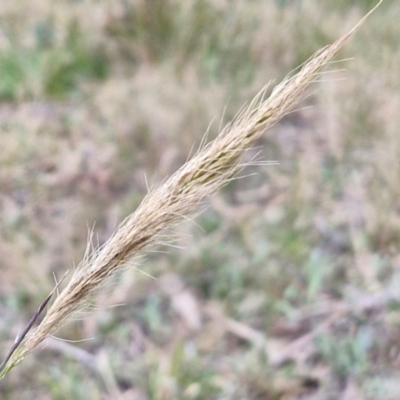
[0,0,399,399]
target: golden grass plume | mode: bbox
[0,2,381,379]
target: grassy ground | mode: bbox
[0,0,399,398]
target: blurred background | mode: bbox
[0,0,399,398]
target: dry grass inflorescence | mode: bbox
[0,0,398,399]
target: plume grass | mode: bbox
[0,2,381,380]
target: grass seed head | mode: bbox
[0,1,381,379]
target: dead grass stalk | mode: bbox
[0,2,381,380]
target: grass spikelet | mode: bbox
[0,2,381,380]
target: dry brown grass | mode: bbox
[0,2,381,380]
